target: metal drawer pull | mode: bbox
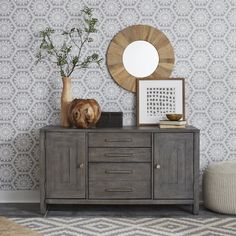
[104,153,133,158]
[104,138,132,142]
[105,188,133,192]
[155,164,161,169]
[105,170,133,174]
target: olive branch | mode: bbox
[36,7,103,77]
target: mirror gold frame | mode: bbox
[106,25,175,92]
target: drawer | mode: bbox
[89,163,151,181]
[89,181,151,199]
[89,148,151,162]
[88,132,151,147]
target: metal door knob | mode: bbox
[79,163,84,169]
[155,164,161,169]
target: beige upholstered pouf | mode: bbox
[203,161,236,215]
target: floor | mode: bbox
[0,203,233,218]
[1,204,236,235]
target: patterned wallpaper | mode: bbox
[0,0,236,190]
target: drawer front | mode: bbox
[88,133,151,147]
[89,148,151,162]
[89,181,151,199]
[89,163,151,181]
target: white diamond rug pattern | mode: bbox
[11,217,236,236]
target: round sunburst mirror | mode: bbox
[106,25,175,92]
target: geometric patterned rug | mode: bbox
[12,217,236,236]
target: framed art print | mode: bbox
[137,78,185,126]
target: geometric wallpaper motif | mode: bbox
[0,0,236,190]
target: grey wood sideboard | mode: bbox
[40,126,200,214]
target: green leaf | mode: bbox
[72,56,79,65]
[82,6,92,16]
[91,53,98,60]
[46,27,54,34]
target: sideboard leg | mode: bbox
[193,203,199,215]
[40,202,47,215]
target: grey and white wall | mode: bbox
[0,0,236,195]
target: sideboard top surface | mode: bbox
[40,125,199,133]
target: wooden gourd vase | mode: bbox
[68,99,101,128]
[61,77,72,127]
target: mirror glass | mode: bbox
[122,40,159,78]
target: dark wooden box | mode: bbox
[96,112,123,128]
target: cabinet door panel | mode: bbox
[154,133,193,199]
[46,132,86,198]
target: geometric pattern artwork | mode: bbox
[0,0,236,190]
[12,217,236,236]
[146,87,176,117]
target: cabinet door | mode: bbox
[154,133,193,199]
[46,132,86,198]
